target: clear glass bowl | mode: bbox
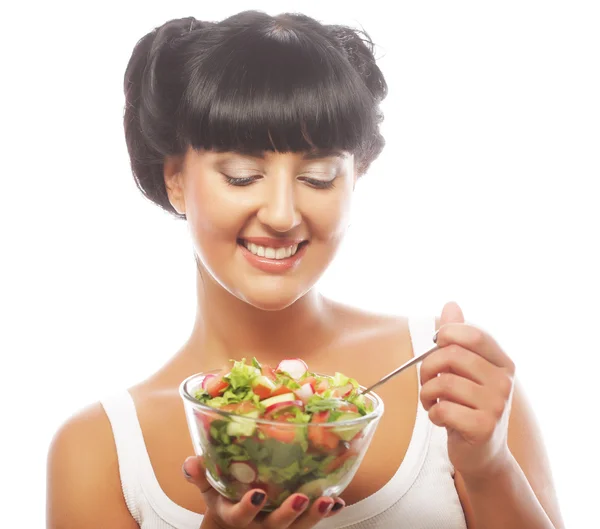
[179,370,384,511]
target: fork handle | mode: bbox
[360,345,440,395]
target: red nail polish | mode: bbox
[293,495,308,511]
[319,500,333,514]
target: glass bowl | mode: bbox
[179,370,384,511]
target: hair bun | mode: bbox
[327,26,388,104]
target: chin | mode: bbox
[235,283,308,312]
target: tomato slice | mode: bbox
[261,365,278,381]
[325,448,359,473]
[259,411,297,443]
[315,379,330,394]
[308,411,340,451]
[311,411,330,424]
[270,385,292,397]
[220,401,257,414]
[338,403,359,413]
[205,376,229,397]
[259,423,296,443]
[252,383,273,400]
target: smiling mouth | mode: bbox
[237,239,309,260]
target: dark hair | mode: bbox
[123,10,388,219]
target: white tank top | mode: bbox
[101,317,468,528]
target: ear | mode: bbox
[163,155,186,215]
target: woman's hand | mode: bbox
[182,456,345,529]
[420,302,516,481]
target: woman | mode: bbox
[46,10,564,529]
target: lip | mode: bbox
[239,240,308,273]
[240,237,306,248]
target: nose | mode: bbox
[256,176,302,233]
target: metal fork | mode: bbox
[360,345,440,395]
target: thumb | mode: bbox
[439,301,465,327]
[182,455,214,496]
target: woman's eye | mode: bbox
[300,177,336,189]
[222,174,259,186]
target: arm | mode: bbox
[454,378,566,529]
[46,402,139,529]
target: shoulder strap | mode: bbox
[101,391,205,529]
[100,390,146,525]
[408,316,437,374]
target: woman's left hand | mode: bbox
[420,302,516,481]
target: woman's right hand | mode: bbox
[183,456,345,529]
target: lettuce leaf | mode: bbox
[305,395,343,413]
[258,460,302,484]
[346,392,371,415]
[225,358,261,390]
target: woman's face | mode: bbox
[165,147,356,310]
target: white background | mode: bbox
[1,1,598,527]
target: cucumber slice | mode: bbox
[260,393,296,408]
[226,410,260,437]
[331,412,363,442]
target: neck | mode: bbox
[184,265,333,368]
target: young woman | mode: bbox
[46,11,564,529]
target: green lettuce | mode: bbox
[225,358,261,390]
[331,372,359,389]
[305,395,343,413]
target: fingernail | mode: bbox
[331,501,344,512]
[251,492,266,506]
[293,495,309,512]
[319,500,333,514]
[432,330,439,343]
[182,464,191,479]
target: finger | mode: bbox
[327,498,346,517]
[435,323,515,371]
[215,488,268,527]
[182,456,217,499]
[428,400,498,444]
[263,493,310,528]
[420,372,488,411]
[292,497,338,528]
[439,301,465,326]
[420,345,497,386]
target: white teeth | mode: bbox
[243,242,302,259]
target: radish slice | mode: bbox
[264,399,303,416]
[229,461,257,484]
[332,383,354,398]
[295,383,314,403]
[202,374,217,390]
[277,358,308,379]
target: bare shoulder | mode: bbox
[325,298,410,341]
[322,299,413,370]
[46,402,139,529]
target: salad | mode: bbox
[189,357,377,507]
